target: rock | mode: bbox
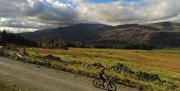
[113,63,135,75]
[87,63,104,69]
[42,55,62,61]
[136,71,161,81]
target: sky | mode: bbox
[0,0,180,33]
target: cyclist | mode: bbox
[99,67,106,87]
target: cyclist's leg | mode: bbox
[102,78,106,87]
[100,75,106,87]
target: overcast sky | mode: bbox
[0,0,180,32]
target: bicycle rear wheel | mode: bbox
[93,79,103,88]
[107,83,117,91]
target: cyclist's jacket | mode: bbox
[99,70,106,80]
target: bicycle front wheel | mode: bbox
[107,83,117,91]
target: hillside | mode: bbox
[21,22,180,48]
[146,22,180,30]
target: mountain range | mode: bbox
[21,22,180,48]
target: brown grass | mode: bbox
[27,48,180,73]
[130,52,180,73]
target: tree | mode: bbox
[0,30,38,47]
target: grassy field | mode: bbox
[20,48,180,91]
[3,48,180,91]
[27,48,180,72]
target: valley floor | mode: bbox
[25,48,180,91]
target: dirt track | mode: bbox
[0,57,137,91]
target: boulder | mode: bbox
[42,54,62,61]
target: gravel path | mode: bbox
[0,57,137,91]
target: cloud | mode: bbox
[0,0,79,32]
[25,1,45,16]
[73,0,180,25]
[0,0,179,32]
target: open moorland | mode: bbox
[3,47,177,91]
[27,48,180,73]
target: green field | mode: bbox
[3,47,180,91]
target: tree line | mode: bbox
[68,42,160,50]
[0,30,38,47]
[0,30,68,49]
[0,30,160,50]
[37,37,68,49]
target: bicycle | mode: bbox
[93,77,117,91]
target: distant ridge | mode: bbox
[21,22,180,47]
